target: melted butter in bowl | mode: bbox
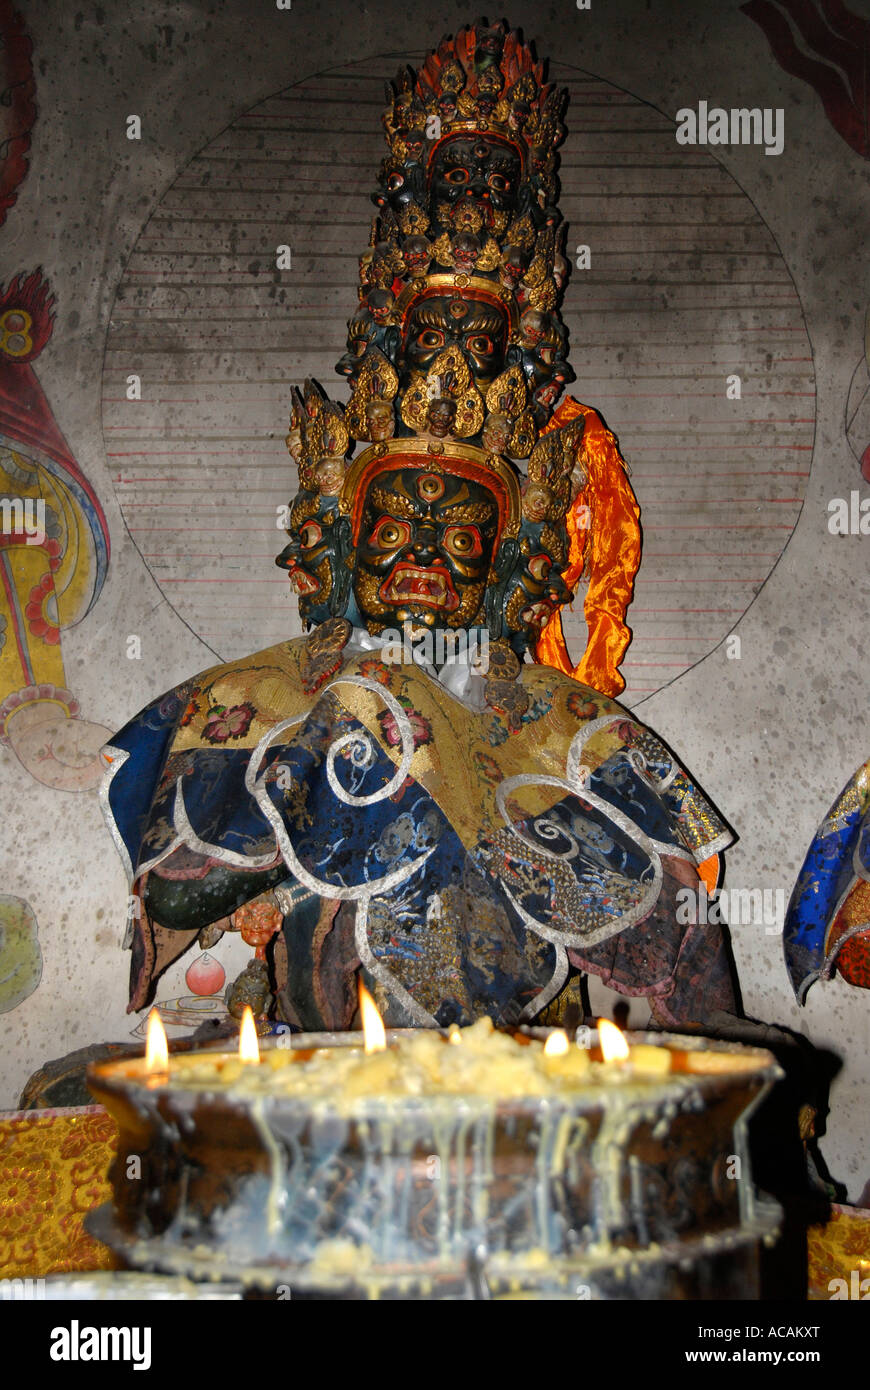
[112,1017,777,1109]
[95,1018,776,1115]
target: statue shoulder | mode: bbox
[521,659,627,716]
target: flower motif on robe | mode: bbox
[202,701,256,744]
[567,691,598,720]
[376,700,432,751]
[357,657,393,686]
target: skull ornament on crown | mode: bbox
[278,19,638,694]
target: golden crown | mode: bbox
[383,19,566,185]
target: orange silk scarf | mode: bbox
[534,396,641,697]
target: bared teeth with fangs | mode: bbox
[380,565,459,612]
[289,571,320,595]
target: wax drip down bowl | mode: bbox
[86,1005,782,1301]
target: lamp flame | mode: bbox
[145,1009,169,1073]
[598,1017,630,1063]
[239,1006,260,1063]
[359,980,386,1054]
[543,1029,569,1056]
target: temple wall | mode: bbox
[1,0,867,1201]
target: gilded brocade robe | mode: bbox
[102,636,736,1029]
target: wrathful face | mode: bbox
[354,468,500,630]
[501,526,570,654]
[402,295,507,388]
[429,135,522,231]
[276,492,343,626]
[426,399,457,438]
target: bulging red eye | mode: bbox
[387,172,405,191]
[418,329,445,350]
[299,521,323,548]
[488,173,510,192]
[371,516,412,550]
[466,335,494,356]
[443,525,483,558]
[445,167,469,184]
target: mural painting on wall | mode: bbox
[741,0,870,488]
[742,0,869,159]
[0,3,114,1015]
[0,269,112,790]
[0,0,33,227]
[0,894,41,1014]
[0,3,111,790]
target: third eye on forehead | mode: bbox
[436,138,519,172]
[408,302,504,335]
[365,474,498,521]
[371,507,494,527]
[394,472,494,510]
